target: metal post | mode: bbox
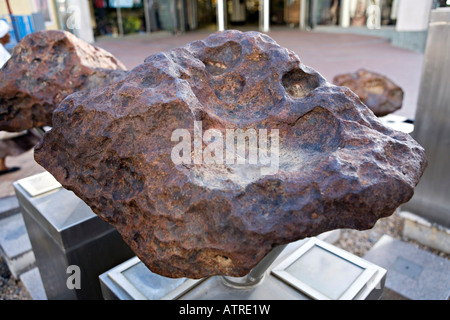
[340,0,351,27]
[144,0,151,33]
[31,127,46,138]
[221,244,287,288]
[178,0,185,33]
[309,0,317,29]
[263,0,270,32]
[116,3,124,37]
[217,0,225,31]
[190,0,198,30]
[300,0,307,29]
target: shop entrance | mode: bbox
[197,0,217,30]
[225,0,306,31]
[228,0,259,27]
[272,0,303,27]
[92,0,199,37]
[90,0,308,38]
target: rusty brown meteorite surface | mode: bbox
[0,30,126,132]
[332,69,404,117]
[35,31,427,279]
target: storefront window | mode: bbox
[286,0,301,27]
[313,0,398,28]
[92,0,194,37]
[315,0,339,26]
[435,0,450,7]
[33,0,56,27]
[268,0,302,27]
[350,0,397,27]
[91,0,145,36]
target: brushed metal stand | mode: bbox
[100,234,387,300]
[14,172,135,299]
[221,244,287,288]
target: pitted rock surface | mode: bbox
[332,69,404,117]
[35,31,427,278]
[0,30,126,132]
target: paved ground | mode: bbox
[0,150,45,199]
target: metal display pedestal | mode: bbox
[100,237,387,300]
[402,8,450,228]
[14,172,135,300]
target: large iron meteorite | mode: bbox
[0,30,126,132]
[34,31,426,279]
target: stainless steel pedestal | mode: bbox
[14,172,135,300]
[403,8,450,228]
[100,237,387,300]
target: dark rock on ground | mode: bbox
[333,69,404,117]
